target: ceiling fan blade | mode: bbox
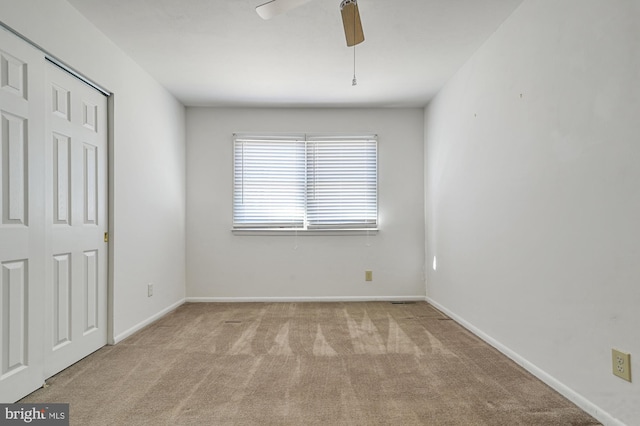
[340,0,365,47]
[256,0,314,20]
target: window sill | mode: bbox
[232,229,378,236]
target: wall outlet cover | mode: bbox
[612,349,631,382]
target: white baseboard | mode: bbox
[111,298,185,344]
[425,297,626,426]
[186,295,425,303]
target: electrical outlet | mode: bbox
[147,283,153,297]
[612,349,631,382]
[365,271,373,281]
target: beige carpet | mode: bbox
[22,302,600,425]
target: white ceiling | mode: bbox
[66,0,523,107]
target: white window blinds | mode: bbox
[233,136,306,228]
[306,136,377,229]
[233,134,377,231]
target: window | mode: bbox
[233,134,377,231]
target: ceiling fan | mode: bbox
[256,0,365,47]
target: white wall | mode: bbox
[187,108,424,300]
[424,1,639,424]
[0,0,186,342]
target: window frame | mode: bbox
[232,133,378,235]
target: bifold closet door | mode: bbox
[0,27,47,403]
[45,63,108,378]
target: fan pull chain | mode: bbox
[352,3,357,86]
[352,44,357,86]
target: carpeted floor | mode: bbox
[22,302,600,425]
